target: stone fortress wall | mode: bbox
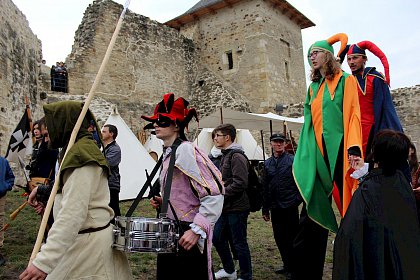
[1,0,419,157]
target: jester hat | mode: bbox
[345,41,390,85]
[307,33,348,66]
[141,93,198,139]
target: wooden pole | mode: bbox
[260,130,265,161]
[29,0,131,264]
[25,96,34,144]
[220,107,224,124]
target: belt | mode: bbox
[78,222,110,234]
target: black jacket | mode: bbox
[220,145,250,212]
[262,152,301,213]
[104,141,121,191]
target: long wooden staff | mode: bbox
[29,0,131,264]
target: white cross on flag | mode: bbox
[5,109,33,163]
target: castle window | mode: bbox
[226,51,234,70]
[285,61,290,82]
[281,38,291,58]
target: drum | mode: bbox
[113,216,177,253]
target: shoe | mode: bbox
[0,254,6,266]
[219,259,239,271]
[275,266,287,274]
[215,268,237,280]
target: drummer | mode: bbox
[143,93,224,280]
[20,101,132,280]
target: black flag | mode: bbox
[5,109,32,163]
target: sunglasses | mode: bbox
[153,117,173,128]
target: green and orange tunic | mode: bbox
[293,71,362,232]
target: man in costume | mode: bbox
[212,123,253,280]
[292,33,363,280]
[261,133,301,279]
[343,41,403,156]
[333,130,420,279]
[144,93,224,280]
[20,101,132,280]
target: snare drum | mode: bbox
[113,216,177,253]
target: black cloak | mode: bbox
[333,169,420,280]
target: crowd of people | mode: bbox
[50,62,68,93]
[0,31,417,280]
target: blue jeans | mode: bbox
[213,211,252,280]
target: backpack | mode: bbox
[228,151,263,212]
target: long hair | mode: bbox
[310,52,342,82]
[371,130,411,176]
[409,142,419,175]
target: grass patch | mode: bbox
[0,191,336,279]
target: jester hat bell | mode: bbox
[346,41,390,85]
[141,92,198,131]
[307,33,348,65]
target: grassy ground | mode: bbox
[0,191,335,279]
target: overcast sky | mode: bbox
[12,0,420,89]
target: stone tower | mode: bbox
[166,0,314,112]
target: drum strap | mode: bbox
[78,222,110,234]
[160,138,182,216]
[125,155,163,217]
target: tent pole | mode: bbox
[260,130,265,161]
[283,121,287,139]
[270,120,273,156]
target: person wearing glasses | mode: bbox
[292,33,363,279]
[212,123,253,280]
[143,93,224,280]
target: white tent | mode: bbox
[143,134,164,159]
[105,109,158,201]
[194,128,267,160]
[191,107,303,132]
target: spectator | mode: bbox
[101,124,121,219]
[88,120,101,148]
[261,133,301,279]
[212,123,253,280]
[0,155,15,266]
[27,118,59,182]
[208,136,239,272]
[409,142,420,217]
[333,130,420,279]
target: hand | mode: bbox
[178,229,200,251]
[348,155,364,170]
[149,196,162,209]
[413,186,420,201]
[28,187,44,215]
[262,213,270,222]
[19,264,47,280]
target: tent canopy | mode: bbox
[105,109,158,201]
[192,107,303,132]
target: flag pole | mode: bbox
[25,95,34,144]
[29,0,131,264]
